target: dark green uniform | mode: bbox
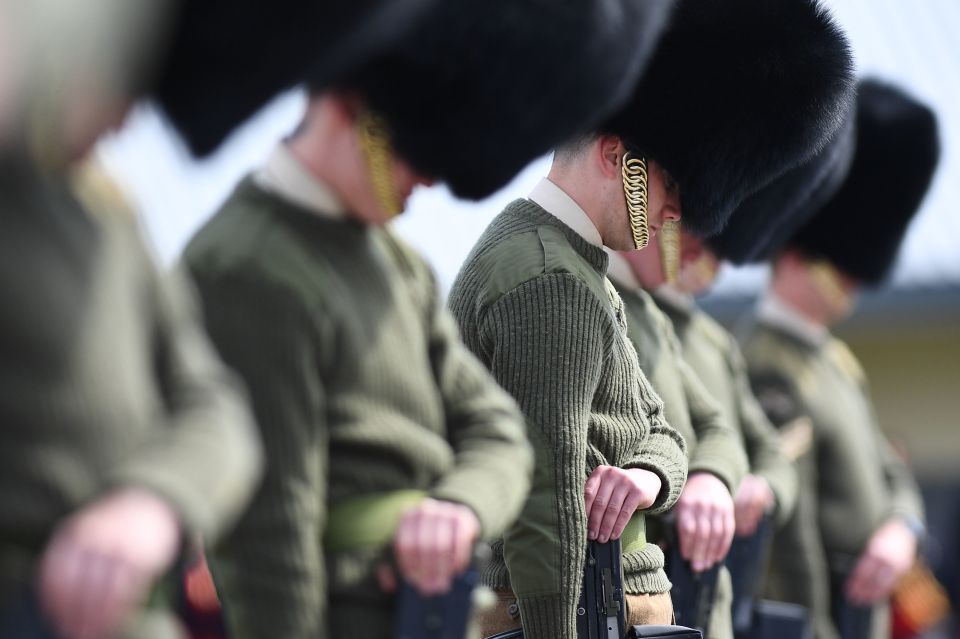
[448,197,689,639]
[0,154,262,638]
[608,261,748,639]
[741,302,924,639]
[184,170,533,639]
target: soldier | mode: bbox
[448,1,854,636]
[739,79,939,639]
[0,3,449,638]
[182,1,675,637]
[0,151,263,639]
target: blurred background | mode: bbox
[97,1,959,634]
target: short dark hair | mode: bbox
[553,133,597,164]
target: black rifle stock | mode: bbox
[667,541,720,635]
[395,564,482,639]
[748,599,811,639]
[829,564,873,639]
[0,589,63,639]
[726,516,773,634]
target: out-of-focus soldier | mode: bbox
[0,2,448,638]
[737,79,940,639]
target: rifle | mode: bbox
[667,541,720,635]
[726,516,773,634]
[0,589,63,639]
[487,539,701,639]
[829,564,873,639]
[395,563,483,639]
[747,599,811,639]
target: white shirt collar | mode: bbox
[528,178,603,248]
[757,291,828,347]
[254,143,348,219]
[604,249,642,290]
[653,284,695,313]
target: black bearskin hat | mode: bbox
[338,0,675,200]
[600,0,854,236]
[791,79,940,285]
[709,106,857,265]
[151,0,434,157]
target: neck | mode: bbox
[287,123,367,222]
[547,166,610,244]
[770,279,831,329]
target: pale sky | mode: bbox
[98,0,960,296]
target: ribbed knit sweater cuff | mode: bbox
[622,544,672,595]
[480,552,512,591]
[517,593,578,639]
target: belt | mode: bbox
[621,513,647,555]
[324,490,427,553]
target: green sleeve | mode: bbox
[190,267,331,639]
[678,354,747,495]
[876,430,925,533]
[728,341,798,524]
[478,274,606,639]
[107,259,263,542]
[422,269,534,539]
[619,319,688,515]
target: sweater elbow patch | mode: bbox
[503,438,562,597]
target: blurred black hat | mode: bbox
[790,79,940,285]
[600,0,854,236]
[338,0,675,200]
[152,0,435,157]
[709,106,857,264]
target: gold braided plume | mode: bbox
[658,219,681,283]
[808,260,854,313]
[357,110,403,218]
[622,153,649,250]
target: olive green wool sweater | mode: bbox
[184,179,532,639]
[448,199,688,639]
[653,293,797,524]
[0,155,262,637]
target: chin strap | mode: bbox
[357,110,403,218]
[807,260,854,315]
[622,152,650,250]
[658,219,681,284]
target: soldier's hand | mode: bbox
[846,518,917,605]
[734,474,775,537]
[584,465,661,544]
[674,472,735,573]
[392,498,480,597]
[37,488,181,639]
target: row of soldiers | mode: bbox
[0,0,941,638]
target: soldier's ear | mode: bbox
[595,134,624,180]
